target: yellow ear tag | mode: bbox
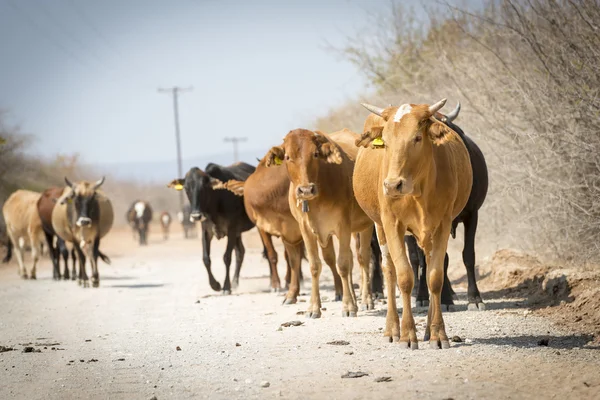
[274,156,283,165]
[372,138,385,148]
[173,184,184,191]
[67,198,73,204]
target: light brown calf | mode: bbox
[266,128,374,318]
[2,190,45,279]
[160,211,172,240]
[353,99,472,349]
[218,156,342,302]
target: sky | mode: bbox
[0,0,428,174]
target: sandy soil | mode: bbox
[1,224,599,400]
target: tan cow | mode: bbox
[2,190,45,279]
[217,155,342,303]
[52,177,114,287]
[353,99,472,349]
[159,211,172,240]
[265,128,374,318]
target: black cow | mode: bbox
[169,162,255,294]
[407,104,489,311]
[126,200,153,246]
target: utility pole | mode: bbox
[224,137,247,163]
[158,86,193,210]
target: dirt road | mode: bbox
[1,226,599,399]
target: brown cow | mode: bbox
[37,187,77,280]
[52,177,114,287]
[2,190,45,279]
[353,99,472,349]
[217,156,341,301]
[159,211,172,240]
[265,128,374,318]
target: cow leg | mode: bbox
[440,253,456,310]
[320,239,341,302]
[58,238,70,280]
[28,231,41,280]
[337,228,358,318]
[221,233,237,295]
[74,244,88,287]
[258,228,281,292]
[376,224,400,342]
[231,235,245,289]
[44,231,60,280]
[201,227,220,291]
[282,241,302,305]
[464,213,485,311]
[9,232,28,279]
[284,247,291,290]
[301,226,323,319]
[90,237,100,287]
[406,236,427,307]
[70,248,77,281]
[383,219,418,349]
[370,229,384,299]
[424,219,452,350]
[358,226,374,311]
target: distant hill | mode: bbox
[91,149,267,184]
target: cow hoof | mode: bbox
[222,290,231,295]
[360,304,367,311]
[232,281,239,289]
[21,274,29,280]
[467,303,480,311]
[92,280,99,288]
[209,280,222,292]
[30,275,36,280]
[306,311,321,319]
[334,294,342,302]
[282,298,297,305]
[71,275,77,281]
[271,287,282,293]
[398,341,409,349]
[441,340,450,349]
[349,311,357,318]
[429,341,441,350]
[411,341,419,350]
[424,332,430,342]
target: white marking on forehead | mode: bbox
[134,202,145,218]
[393,104,412,122]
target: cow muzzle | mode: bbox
[190,213,206,222]
[76,217,92,227]
[383,177,413,197]
[295,184,318,200]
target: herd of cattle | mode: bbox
[1,99,488,349]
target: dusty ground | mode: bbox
[1,224,599,400]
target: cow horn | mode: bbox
[361,103,384,117]
[94,176,105,189]
[429,98,447,115]
[64,177,74,188]
[445,101,461,122]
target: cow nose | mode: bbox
[190,212,201,221]
[383,178,405,195]
[296,184,316,198]
[77,217,92,227]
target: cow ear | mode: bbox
[265,146,285,167]
[168,179,185,190]
[318,142,342,164]
[355,126,384,148]
[428,120,454,145]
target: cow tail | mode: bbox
[98,250,111,265]
[3,239,13,263]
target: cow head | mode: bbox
[265,129,342,201]
[358,99,455,197]
[62,176,105,227]
[168,168,222,222]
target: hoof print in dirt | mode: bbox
[0,346,14,353]
[537,338,549,346]
[281,321,303,327]
[327,340,350,346]
[375,376,392,383]
[342,371,368,379]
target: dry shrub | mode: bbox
[317,0,600,264]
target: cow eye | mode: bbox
[313,151,319,158]
[414,135,422,143]
[285,154,290,161]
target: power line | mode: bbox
[158,86,193,211]
[224,137,248,163]
[6,0,92,70]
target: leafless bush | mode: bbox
[319,0,600,263]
